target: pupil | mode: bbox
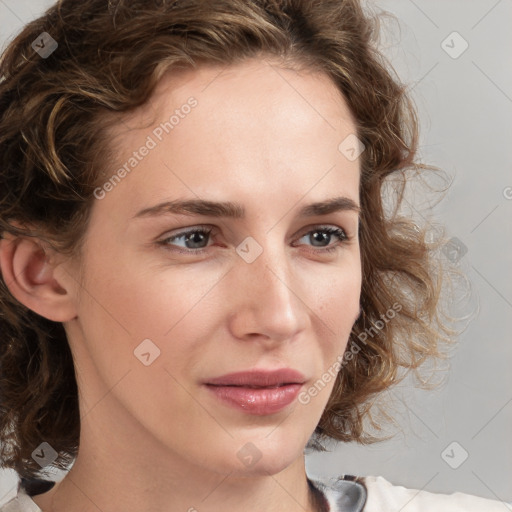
[312,231,329,246]
[188,232,206,248]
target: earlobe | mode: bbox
[0,234,77,322]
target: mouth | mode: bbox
[203,368,306,415]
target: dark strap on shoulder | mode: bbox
[19,477,56,497]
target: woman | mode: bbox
[0,0,506,511]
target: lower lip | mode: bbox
[204,383,302,415]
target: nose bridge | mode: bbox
[245,238,294,305]
[257,250,292,303]
[229,234,306,340]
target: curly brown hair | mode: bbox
[0,0,456,482]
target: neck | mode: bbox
[32,403,320,512]
[34,461,321,512]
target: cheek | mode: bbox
[312,261,362,362]
[314,262,361,324]
[81,238,216,331]
[72,256,221,424]
[75,248,229,382]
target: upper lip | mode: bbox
[205,368,307,387]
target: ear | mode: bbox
[0,233,78,322]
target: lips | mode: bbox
[204,368,306,415]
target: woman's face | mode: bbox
[60,58,362,476]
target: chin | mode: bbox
[226,431,308,477]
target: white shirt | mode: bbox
[311,474,510,511]
[0,474,509,511]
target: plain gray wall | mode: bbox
[0,0,510,504]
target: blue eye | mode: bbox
[158,225,348,254]
[160,227,215,253]
[295,226,348,253]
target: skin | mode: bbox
[0,57,362,512]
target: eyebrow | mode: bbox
[132,196,360,220]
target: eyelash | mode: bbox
[157,225,349,255]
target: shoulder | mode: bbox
[309,474,367,511]
[308,473,508,512]
[0,479,50,512]
[0,493,41,512]
[360,474,508,512]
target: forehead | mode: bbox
[149,57,354,117]
[98,58,361,220]
[110,56,359,153]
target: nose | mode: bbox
[226,242,310,346]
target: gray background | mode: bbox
[0,0,511,505]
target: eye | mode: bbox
[157,225,349,254]
[158,227,215,253]
[294,226,348,253]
